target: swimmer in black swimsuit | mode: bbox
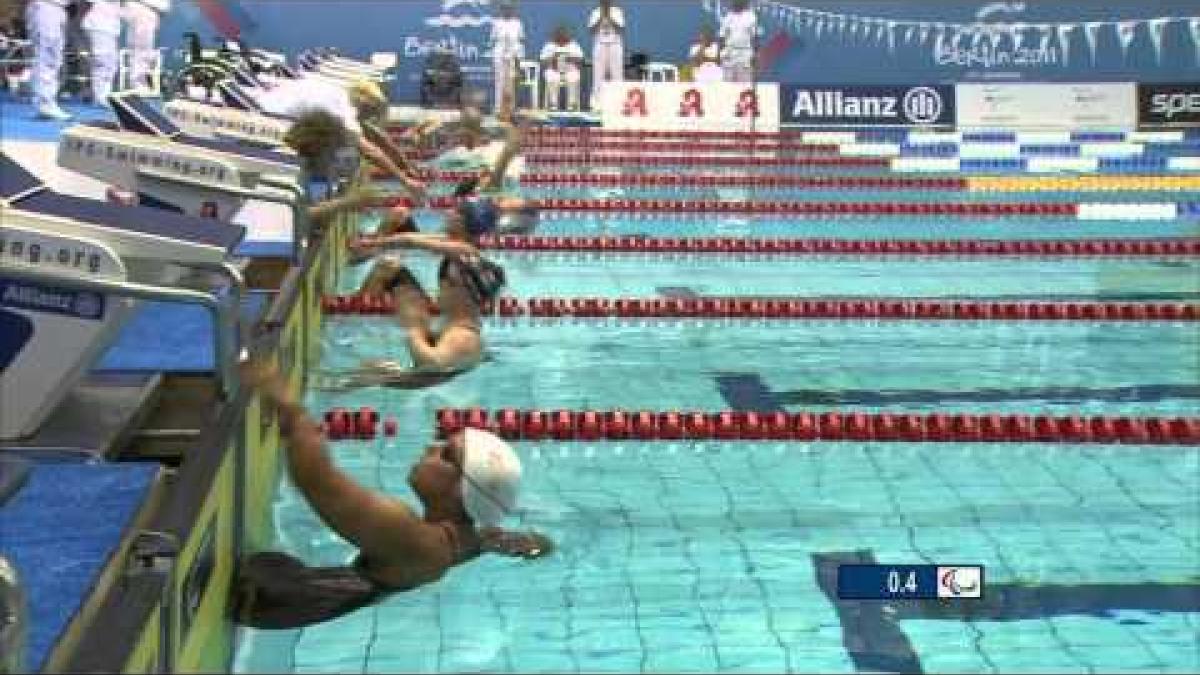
[323,221,508,391]
[234,359,552,629]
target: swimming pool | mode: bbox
[234,175,1199,673]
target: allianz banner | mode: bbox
[1138,83,1200,127]
[781,84,955,126]
[598,83,780,132]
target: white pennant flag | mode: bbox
[885,20,897,53]
[1038,24,1054,54]
[986,26,1005,51]
[919,23,932,44]
[970,25,986,49]
[1148,17,1171,64]
[933,24,950,55]
[1116,20,1139,59]
[877,20,888,43]
[1083,21,1104,63]
[804,10,815,28]
[904,24,917,43]
[814,16,825,40]
[1009,23,1027,51]
[1057,23,1076,66]
[1190,18,1200,65]
[835,14,847,37]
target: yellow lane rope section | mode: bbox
[968,176,1200,192]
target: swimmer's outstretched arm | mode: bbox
[315,366,463,392]
[353,231,478,258]
[239,359,443,559]
[308,185,381,223]
[356,133,427,202]
[362,120,423,180]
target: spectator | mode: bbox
[122,0,169,93]
[540,25,583,112]
[719,0,759,83]
[489,0,523,113]
[587,0,623,105]
[690,25,722,83]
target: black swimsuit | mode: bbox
[234,525,475,629]
[232,552,394,629]
[438,256,507,311]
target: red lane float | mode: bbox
[384,171,972,190]
[492,297,1199,322]
[434,408,1200,445]
[321,292,443,316]
[477,140,844,154]
[380,195,1084,217]
[480,236,1200,257]
[319,408,399,441]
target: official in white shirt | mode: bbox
[719,0,759,83]
[689,25,722,83]
[81,0,121,105]
[587,0,623,106]
[489,0,524,113]
[123,0,169,92]
[26,0,71,119]
[540,26,583,112]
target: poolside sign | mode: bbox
[957,82,1137,128]
[1138,83,1200,127]
[782,84,955,126]
[599,82,780,132]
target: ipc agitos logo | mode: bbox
[937,566,984,598]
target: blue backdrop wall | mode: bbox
[161,0,1200,103]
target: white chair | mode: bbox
[644,62,679,82]
[117,48,163,95]
[370,52,398,69]
[518,59,541,110]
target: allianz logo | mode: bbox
[792,87,944,124]
[3,285,103,318]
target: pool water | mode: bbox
[234,195,1199,673]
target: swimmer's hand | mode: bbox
[480,528,555,560]
[238,358,292,407]
[402,177,428,204]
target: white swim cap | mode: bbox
[461,428,522,528]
